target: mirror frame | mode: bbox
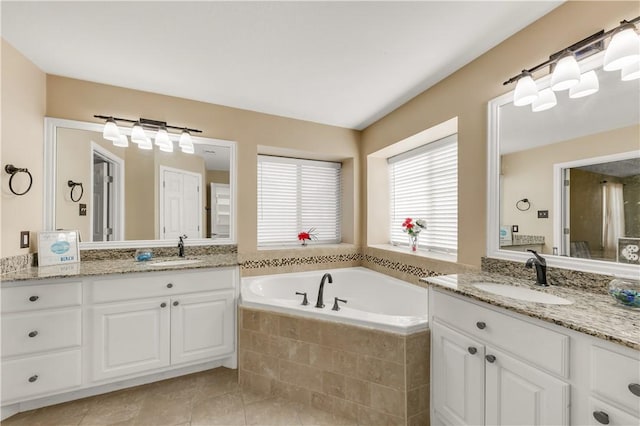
[486,51,640,279]
[44,117,237,249]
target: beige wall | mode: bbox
[501,125,639,255]
[1,40,46,257]
[360,1,639,267]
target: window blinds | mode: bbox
[388,134,458,254]
[257,155,342,246]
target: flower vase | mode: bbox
[301,240,307,246]
[410,236,418,252]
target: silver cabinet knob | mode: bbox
[476,321,486,330]
[160,302,167,308]
[28,375,38,383]
[592,411,609,425]
[468,347,477,355]
[629,383,640,397]
[29,295,39,302]
[28,331,38,338]
[485,354,496,363]
[173,301,179,306]
[166,283,173,288]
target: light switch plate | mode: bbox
[20,231,29,248]
[538,210,549,219]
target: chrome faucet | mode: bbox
[525,249,548,286]
[178,235,187,257]
[315,273,333,308]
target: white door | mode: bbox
[485,347,570,426]
[91,299,170,381]
[432,320,485,426]
[210,183,230,238]
[170,290,235,365]
[92,160,109,242]
[161,167,202,240]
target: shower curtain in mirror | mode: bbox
[602,182,625,257]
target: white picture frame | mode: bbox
[38,230,80,266]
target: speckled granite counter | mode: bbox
[1,254,238,282]
[421,273,640,350]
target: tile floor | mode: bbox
[2,368,357,426]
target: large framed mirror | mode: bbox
[488,51,640,277]
[44,118,237,249]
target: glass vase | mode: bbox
[410,235,418,252]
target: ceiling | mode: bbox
[2,1,562,130]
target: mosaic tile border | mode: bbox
[481,257,612,295]
[1,253,35,275]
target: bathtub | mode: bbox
[240,267,428,335]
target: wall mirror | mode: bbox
[44,118,237,249]
[488,52,640,277]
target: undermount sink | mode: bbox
[473,283,573,305]
[149,259,202,267]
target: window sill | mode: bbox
[368,244,457,263]
[257,243,357,252]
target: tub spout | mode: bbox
[315,273,333,308]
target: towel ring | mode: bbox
[516,198,531,211]
[5,164,33,196]
[68,180,84,202]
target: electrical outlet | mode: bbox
[511,225,519,233]
[79,203,87,216]
[20,231,30,248]
[538,210,549,219]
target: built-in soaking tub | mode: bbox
[240,267,428,335]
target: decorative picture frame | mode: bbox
[37,230,80,266]
[617,237,640,265]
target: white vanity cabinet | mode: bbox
[88,267,236,382]
[430,288,570,426]
[1,281,83,403]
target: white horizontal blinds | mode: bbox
[258,155,341,246]
[388,134,458,254]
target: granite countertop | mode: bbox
[1,254,239,282]
[421,273,640,350]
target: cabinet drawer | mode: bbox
[1,282,81,313]
[431,289,569,377]
[589,397,639,426]
[592,345,640,415]
[88,267,235,303]
[2,308,81,358]
[1,350,81,403]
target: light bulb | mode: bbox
[550,52,581,91]
[621,61,640,81]
[131,122,147,144]
[569,70,599,99]
[513,72,539,106]
[138,136,153,150]
[531,88,557,112]
[603,25,640,71]
[179,130,192,148]
[155,128,171,148]
[103,118,120,141]
[113,134,129,147]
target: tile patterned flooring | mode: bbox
[2,368,357,426]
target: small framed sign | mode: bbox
[38,230,80,267]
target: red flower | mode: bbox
[298,232,311,241]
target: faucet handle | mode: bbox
[295,292,309,306]
[332,297,347,311]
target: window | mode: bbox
[388,134,457,255]
[257,155,341,246]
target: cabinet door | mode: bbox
[432,320,485,426]
[485,347,570,426]
[91,298,170,381]
[170,290,234,365]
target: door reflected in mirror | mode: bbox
[497,60,639,265]
[48,121,235,245]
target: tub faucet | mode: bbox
[178,235,187,257]
[315,273,333,308]
[525,249,548,286]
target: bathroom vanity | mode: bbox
[0,258,239,419]
[425,274,640,426]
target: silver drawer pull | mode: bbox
[485,354,496,363]
[468,347,477,355]
[173,301,179,306]
[629,383,640,397]
[592,411,609,425]
[28,375,38,383]
[28,331,38,338]
[160,302,167,308]
[166,283,173,288]
[476,321,486,330]
[29,295,39,302]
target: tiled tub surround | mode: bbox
[422,273,640,350]
[239,307,430,426]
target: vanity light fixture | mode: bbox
[94,115,202,154]
[503,16,639,111]
[531,88,557,112]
